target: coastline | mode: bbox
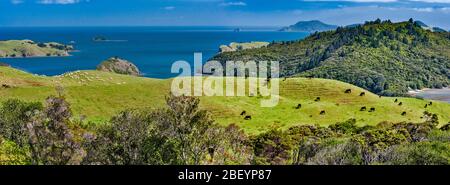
[408,87,450,103]
[0,51,77,59]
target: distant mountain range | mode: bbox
[415,21,448,32]
[279,20,338,33]
[280,20,448,33]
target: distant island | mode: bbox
[97,57,141,76]
[0,40,73,58]
[279,20,338,33]
[415,21,448,32]
[93,36,107,42]
[93,36,127,42]
[219,41,270,53]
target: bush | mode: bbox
[0,99,42,146]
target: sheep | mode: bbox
[360,92,366,96]
[295,104,302,109]
[401,112,407,116]
[345,89,352,94]
[369,107,376,112]
[244,115,252,120]
[360,106,367,111]
[315,97,321,102]
[240,111,246,116]
[320,110,326,115]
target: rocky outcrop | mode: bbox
[96,57,140,76]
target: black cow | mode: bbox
[345,89,352,94]
[240,111,246,116]
[429,102,433,106]
[360,92,366,96]
[295,104,302,109]
[369,107,376,112]
[244,115,252,120]
[1,84,11,88]
[320,110,326,115]
[360,106,367,111]
[315,97,321,102]
[425,104,428,108]
[401,112,407,116]
[398,102,403,106]
[394,99,398,103]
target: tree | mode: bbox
[26,96,85,165]
[152,95,219,165]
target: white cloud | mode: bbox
[219,1,247,6]
[37,0,88,4]
[11,0,24,4]
[410,0,450,3]
[164,6,176,10]
[412,7,434,12]
[301,0,398,2]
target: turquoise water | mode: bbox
[0,27,308,78]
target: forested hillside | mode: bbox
[212,19,450,96]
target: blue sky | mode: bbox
[0,0,449,29]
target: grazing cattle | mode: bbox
[345,89,352,94]
[1,84,11,88]
[244,115,252,120]
[315,97,321,102]
[240,111,246,116]
[401,112,407,116]
[360,92,366,96]
[429,102,433,106]
[369,107,376,112]
[379,95,382,98]
[360,106,367,111]
[398,102,403,106]
[394,99,398,103]
[424,104,428,108]
[295,104,302,109]
[320,110,326,115]
[208,148,215,158]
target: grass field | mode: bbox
[0,40,70,58]
[1,66,449,135]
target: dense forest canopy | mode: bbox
[212,19,450,96]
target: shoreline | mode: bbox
[408,87,450,103]
[0,51,77,59]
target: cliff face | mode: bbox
[96,57,141,76]
[0,40,73,58]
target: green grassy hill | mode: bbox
[212,19,450,96]
[1,66,449,135]
[0,40,72,58]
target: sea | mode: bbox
[0,26,308,78]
